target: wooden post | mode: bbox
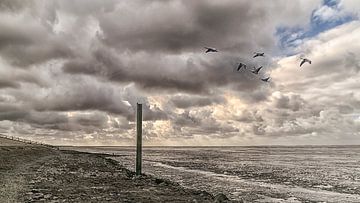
[136,103,143,176]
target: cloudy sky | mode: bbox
[0,0,359,146]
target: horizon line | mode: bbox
[58,144,360,147]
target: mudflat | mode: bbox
[0,146,221,203]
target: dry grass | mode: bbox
[0,175,25,203]
[0,146,54,202]
[0,147,218,202]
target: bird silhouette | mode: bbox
[300,58,311,67]
[253,52,265,58]
[237,63,247,71]
[251,66,263,74]
[261,77,270,82]
[204,47,218,53]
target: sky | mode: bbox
[0,0,359,146]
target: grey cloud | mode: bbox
[55,0,116,16]
[271,92,305,111]
[0,108,116,132]
[143,105,168,121]
[344,52,360,73]
[0,79,21,89]
[236,86,272,103]
[0,103,68,130]
[172,110,200,127]
[253,124,266,136]
[97,0,320,55]
[108,116,133,130]
[0,18,73,67]
[0,37,73,67]
[250,93,360,137]
[171,109,239,137]
[0,0,33,12]
[337,105,354,114]
[0,70,48,89]
[19,0,280,97]
[14,72,48,87]
[4,0,357,145]
[32,80,133,118]
[170,94,225,109]
[63,47,271,99]
[72,114,107,127]
[235,110,264,123]
[25,111,68,126]
[98,0,274,54]
[63,48,208,94]
[10,76,169,123]
[0,103,28,121]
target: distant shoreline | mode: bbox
[59,144,360,148]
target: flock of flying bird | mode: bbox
[204,47,312,83]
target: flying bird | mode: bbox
[251,66,263,74]
[300,58,311,67]
[204,47,218,53]
[237,63,247,71]
[261,77,271,82]
[253,52,265,58]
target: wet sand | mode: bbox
[0,146,230,202]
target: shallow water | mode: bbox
[67,146,360,202]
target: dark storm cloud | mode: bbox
[31,81,133,118]
[7,76,168,123]
[3,0,277,96]
[0,17,73,67]
[1,0,316,93]
[0,103,68,130]
[63,49,208,94]
[7,0,356,144]
[23,111,68,126]
[0,104,28,121]
[62,59,101,75]
[0,37,73,67]
[63,47,269,97]
[0,71,48,89]
[98,1,273,54]
[14,72,48,87]
[0,106,113,132]
[0,24,34,48]
[0,79,21,89]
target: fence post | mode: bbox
[136,103,143,176]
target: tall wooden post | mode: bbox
[136,103,143,175]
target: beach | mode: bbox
[0,146,228,203]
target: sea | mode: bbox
[65,146,360,202]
